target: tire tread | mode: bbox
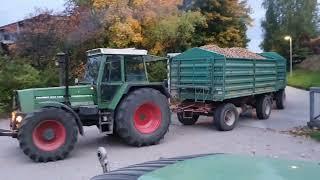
[116,88,170,146]
[18,108,78,162]
[91,154,220,180]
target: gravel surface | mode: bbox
[0,87,319,180]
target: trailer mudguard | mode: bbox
[38,101,84,135]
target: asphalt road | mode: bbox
[0,87,319,180]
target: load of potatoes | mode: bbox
[201,45,266,60]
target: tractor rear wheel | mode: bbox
[115,88,170,146]
[18,108,78,162]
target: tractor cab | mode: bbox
[80,48,168,109]
[83,48,157,108]
[84,48,149,84]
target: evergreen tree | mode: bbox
[189,0,252,47]
[261,0,320,59]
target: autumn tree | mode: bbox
[63,4,104,78]
[14,11,66,68]
[78,0,204,54]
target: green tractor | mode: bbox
[0,48,171,162]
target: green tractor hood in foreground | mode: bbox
[16,85,95,113]
[139,154,320,180]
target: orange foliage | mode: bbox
[90,0,184,50]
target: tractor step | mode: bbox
[100,122,112,125]
[98,112,114,134]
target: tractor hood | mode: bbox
[15,85,95,113]
[139,154,320,180]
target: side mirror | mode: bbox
[74,78,79,85]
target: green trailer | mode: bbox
[170,48,287,130]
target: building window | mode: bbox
[4,34,10,41]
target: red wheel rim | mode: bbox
[134,102,162,134]
[32,120,66,152]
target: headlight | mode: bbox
[16,116,23,123]
[11,111,25,124]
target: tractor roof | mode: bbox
[87,48,148,56]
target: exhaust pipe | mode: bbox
[56,52,70,105]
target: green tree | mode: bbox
[0,57,43,112]
[189,0,252,47]
[261,0,320,59]
[0,55,60,113]
[147,61,168,82]
[143,11,206,55]
[0,44,4,56]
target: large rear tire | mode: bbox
[177,112,199,125]
[18,108,78,162]
[214,103,239,131]
[256,95,272,120]
[115,88,170,146]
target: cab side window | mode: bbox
[102,56,122,82]
[125,55,147,82]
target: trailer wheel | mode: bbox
[177,113,199,125]
[116,88,170,146]
[256,95,272,120]
[214,103,239,131]
[18,108,78,162]
[275,90,286,110]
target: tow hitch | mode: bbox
[0,129,17,138]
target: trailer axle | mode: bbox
[0,129,17,138]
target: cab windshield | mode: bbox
[83,56,101,83]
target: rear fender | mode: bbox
[125,84,171,98]
[38,101,84,135]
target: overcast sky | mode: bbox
[0,0,265,52]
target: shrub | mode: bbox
[147,61,167,82]
[0,57,42,112]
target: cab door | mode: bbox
[98,55,123,108]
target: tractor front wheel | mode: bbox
[18,108,78,162]
[116,88,170,146]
